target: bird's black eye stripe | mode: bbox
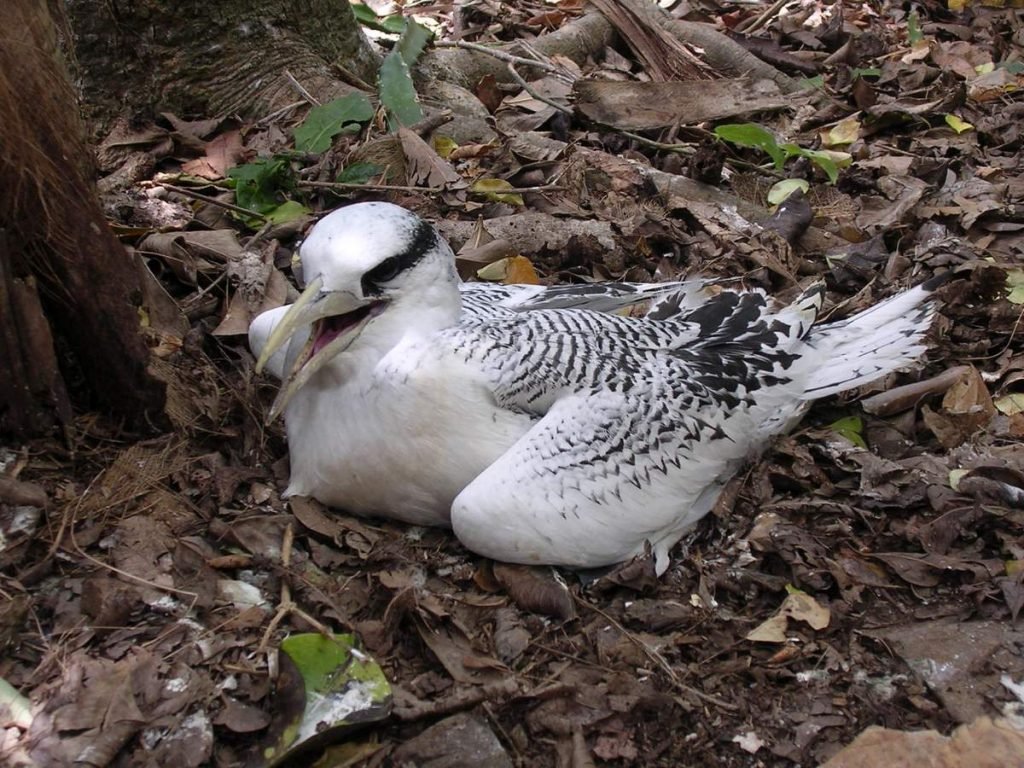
[361,219,438,295]
[365,256,402,285]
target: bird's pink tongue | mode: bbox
[312,322,344,356]
[309,305,375,358]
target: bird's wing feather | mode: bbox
[458,278,719,322]
[447,287,822,572]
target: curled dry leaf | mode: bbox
[476,255,541,284]
[493,563,576,620]
[398,127,463,188]
[921,365,996,448]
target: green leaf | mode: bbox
[767,178,809,206]
[379,50,423,128]
[396,19,432,67]
[350,2,407,34]
[265,200,309,225]
[1006,269,1024,305]
[800,149,841,184]
[907,11,923,44]
[471,178,524,206]
[829,415,867,449]
[263,633,392,766]
[433,135,458,159]
[1002,61,1024,75]
[944,114,974,134]
[948,468,969,491]
[994,394,1024,416]
[293,93,374,154]
[227,156,294,214]
[337,162,383,185]
[714,123,787,169]
[0,678,31,729]
[799,75,826,90]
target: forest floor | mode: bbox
[3,1,1024,766]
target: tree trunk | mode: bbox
[0,0,165,435]
[66,0,381,130]
[63,0,620,138]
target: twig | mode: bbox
[433,40,573,81]
[860,365,972,416]
[507,63,573,114]
[298,180,565,195]
[737,0,790,35]
[155,183,267,221]
[575,595,740,712]
[256,100,306,127]
[616,129,697,156]
[284,70,321,106]
[393,678,521,721]
[330,61,375,93]
[259,522,332,652]
[410,110,455,136]
[299,180,443,194]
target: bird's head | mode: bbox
[254,202,458,420]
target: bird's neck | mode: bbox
[322,280,461,382]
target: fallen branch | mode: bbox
[861,366,974,416]
[393,678,521,721]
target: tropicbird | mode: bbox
[250,202,942,573]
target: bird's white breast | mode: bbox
[282,334,534,526]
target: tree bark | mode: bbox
[0,0,165,435]
[63,1,621,133]
[0,231,72,435]
[66,0,380,130]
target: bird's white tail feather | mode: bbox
[800,283,937,399]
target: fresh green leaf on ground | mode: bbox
[714,123,787,169]
[379,51,423,128]
[829,415,868,449]
[337,162,384,185]
[294,93,374,154]
[227,156,294,214]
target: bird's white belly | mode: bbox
[282,349,533,526]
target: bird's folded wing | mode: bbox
[450,383,755,572]
[458,277,720,321]
[447,291,819,570]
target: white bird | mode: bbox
[250,202,942,574]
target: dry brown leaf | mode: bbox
[822,717,1024,768]
[476,255,541,284]
[746,612,789,643]
[780,590,830,630]
[493,563,576,620]
[747,590,830,642]
[397,127,463,188]
[181,129,244,179]
[922,365,996,448]
[213,696,272,733]
[414,619,507,684]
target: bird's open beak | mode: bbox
[255,275,387,421]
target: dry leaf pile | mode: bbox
[2,0,1024,766]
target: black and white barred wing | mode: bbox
[447,289,823,574]
[458,277,719,322]
[448,280,938,573]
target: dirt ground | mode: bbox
[2,1,1024,766]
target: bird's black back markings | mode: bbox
[447,286,815,471]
